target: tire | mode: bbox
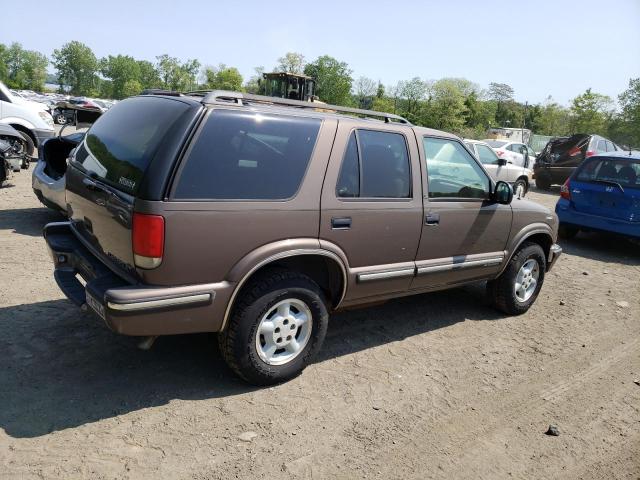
[535,175,551,191]
[218,270,329,385]
[514,178,528,197]
[487,242,546,315]
[558,223,579,239]
[55,113,67,125]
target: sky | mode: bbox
[2,0,639,106]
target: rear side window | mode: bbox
[76,96,190,194]
[336,129,411,199]
[174,110,321,200]
[476,144,499,164]
[597,140,607,153]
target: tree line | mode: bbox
[1,42,638,147]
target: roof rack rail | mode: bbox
[189,90,411,124]
[140,88,182,96]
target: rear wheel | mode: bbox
[535,175,551,190]
[218,270,329,385]
[54,113,67,125]
[488,242,546,315]
[558,223,579,239]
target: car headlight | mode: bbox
[38,111,54,127]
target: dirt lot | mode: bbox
[0,167,638,479]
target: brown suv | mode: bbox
[44,91,562,385]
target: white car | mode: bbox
[0,81,55,156]
[465,139,532,197]
[482,139,536,170]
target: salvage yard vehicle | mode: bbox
[32,106,102,212]
[0,81,55,156]
[534,134,621,190]
[483,139,536,169]
[0,124,31,186]
[556,150,640,239]
[464,139,532,197]
[43,91,562,385]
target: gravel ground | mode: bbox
[0,167,638,479]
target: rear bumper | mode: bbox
[32,160,66,212]
[556,200,640,238]
[43,221,234,335]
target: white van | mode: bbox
[0,81,55,155]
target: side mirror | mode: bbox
[493,181,513,205]
[497,158,507,166]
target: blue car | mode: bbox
[555,151,640,239]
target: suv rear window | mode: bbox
[75,96,190,194]
[174,110,321,200]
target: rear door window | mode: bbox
[336,129,411,198]
[75,96,191,195]
[173,110,321,200]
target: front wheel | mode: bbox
[514,178,528,197]
[54,113,67,125]
[218,270,329,385]
[487,242,546,315]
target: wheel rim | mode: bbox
[515,259,539,302]
[255,298,313,366]
[56,115,66,124]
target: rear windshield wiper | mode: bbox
[591,179,625,193]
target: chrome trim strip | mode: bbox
[417,256,504,275]
[221,249,348,331]
[108,293,211,311]
[357,268,415,283]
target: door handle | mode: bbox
[331,217,352,230]
[425,213,440,225]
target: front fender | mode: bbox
[1,117,37,132]
[498,222,554,275]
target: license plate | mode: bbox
[86,291,105,320]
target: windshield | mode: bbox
[484,140,508,149]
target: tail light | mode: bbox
[585,150,595,157]
[568,146,581,156]
[560,178,571,200]
[132,212,165,269]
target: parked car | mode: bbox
[0,123,30,185]
[52,98,103,125]
[483,139,536,169]
[32,106,102,211]
[534,134,620,190]
[555,151,639,239]
[0,81,55,155]
[464,139,532,196]
[43,91,561,385]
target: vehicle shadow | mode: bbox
[559,231,640,265]
[0,207,64,237]
[0,285,500,438]
[530,184,561,197]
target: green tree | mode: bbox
[0,44,8,84]
[100,55,141,99]
[203,64,244,91]
[304,55,353,105]
[614,78,640,147]
[397,77,428,122]
[122,79,143,98]
[423,78,468,133]
[244,66,264,94]
[276,52,306,74]
[52,41,99,95]
[354,76,377,109]
[570,88,613,135]
[137,60,161,89]
[0,43,48,91]
[156,54,200,91]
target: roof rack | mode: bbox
[140,88,181,97]
[186,90,411,125]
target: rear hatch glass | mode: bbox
[66,96,194,278]
[543,134,590,164]
[571,157,640,222]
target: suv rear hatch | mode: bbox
[539,134,590,165]
[569,156,640,222]
[65,95,199,280]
